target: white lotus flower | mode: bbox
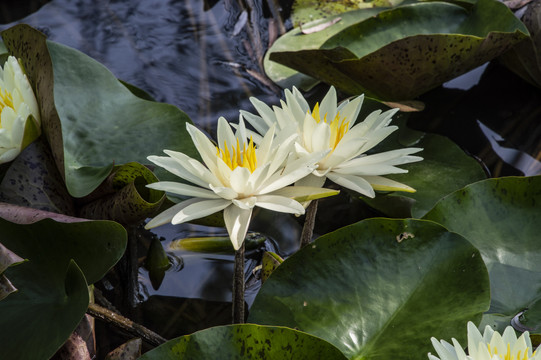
[240,86,423,198]
[145,117,329,250]
[429,321,541,360]
[0,56,40,163]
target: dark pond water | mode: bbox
[1,0,540,356]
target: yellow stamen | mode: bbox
[487,342,531,360]
[0,89,14,128]
[311,103,350,150]
[216,136,257,172]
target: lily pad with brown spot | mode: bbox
[267,0,528,99]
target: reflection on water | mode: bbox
[0,0,281,132]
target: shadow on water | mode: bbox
[1,0,540,356]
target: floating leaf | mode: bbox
[264,8,384,91]
[138,324,347,360]
[78,162,165,224]
[1,24,198,198]
[268,0,528,99]
[260,251,283,284]
[423,175,541,333]
[0,217,126,359]
[249,218,490,360]
[499,0,541,88]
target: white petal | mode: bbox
[291,87,311,113]
[294,173,326,188]
[185,123,220,174]
[302,112,317,151]
[232,196,257,209]
[255,195,305,215]
[146,181,219,199]
[450,338,467,360]
[148,153,219,188]
[327,172,375,198]
[311,122,331,153]
[250,96,277,128]
[209,184,238,200]
[319,86,337,122]
[245,162,271,195]
[230,166,251,194]
[224,205,253,250]
[284,87,308,122]
[321,138,366,169]
[0,148,19,163]
[217,116,237,150]
[172,199,230,224]
[430,338,458,360]
[267,133,296,176]
[239,109,269,136]
[257,151,326,194]
[338,94,363,128]
[254,124,275,165]
[144,198,200,229]
[1,106,17,130]
[357,126,398,154]
[467,322,484,355]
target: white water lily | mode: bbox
[145,117,329,250]
[429,321,541,360]
[0,56,40,163]
[240,86,423,198]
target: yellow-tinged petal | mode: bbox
[269,186,339,203]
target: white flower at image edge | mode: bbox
[429,321,541,360]
[145,117,329,250]
[240,86,423,198]
[0,56,40,163]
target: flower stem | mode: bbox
[232,242,245,324]
[300,200,319,248]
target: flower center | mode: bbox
[0,88,14,128]
[216,137,257,173]
[312,102,350,150]
[487,343,531,360]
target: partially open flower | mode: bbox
[241,86,423,198]
[429,321,541,360]
[0,56,40,163]
[145,117,329,250]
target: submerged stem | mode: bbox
[300,200,319,248]
[232,242,246,324]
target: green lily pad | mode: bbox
[499,0,541,88]
[423,175,541,333]
[0,217,126,359]
[267,0,528,99]
[291,0,389,27]
[1,24,197,198]
[78,162,165,224]
[249,218,490,360]
[138,324,347,360]
[264,8,384,91]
